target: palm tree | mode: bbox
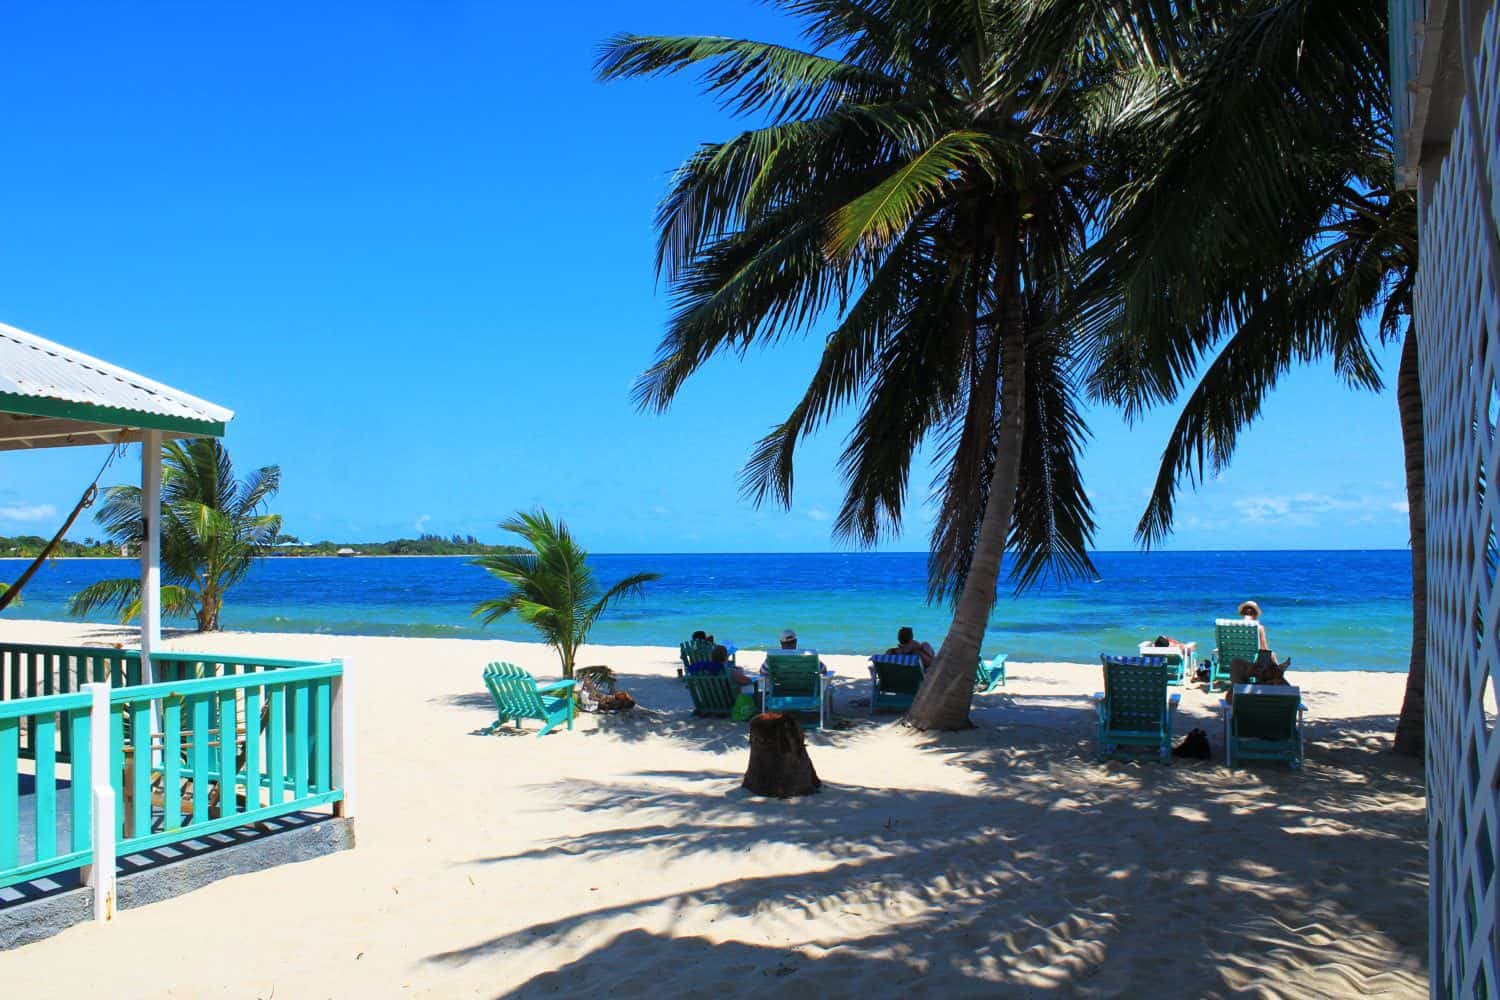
[1075,0,1427,751]
[595,1,1205,729]
[67,439,282,632]
[471,509,659,679]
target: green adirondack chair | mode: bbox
[678,638,715,678]
[1210,620,1262,690]
[976,653,1008,692]
[482,662,576,737]
[761,652,833,728]
[683,667,740,717]
[1221,684,1305,769]
[868,653,925,713]
[1094,655,1180,763]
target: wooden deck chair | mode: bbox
[483,662,576,737]
[678,638,715,679]
[1220,684,1305,769]
[868,654,924,713]
[1210,620,1261,690]
[683,664,740,717]
[976,653,1008,692]
[1094,655,1180,763]
[761,653,833,729]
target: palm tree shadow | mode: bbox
[429,722,1427,996]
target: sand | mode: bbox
[0,619,1432,998]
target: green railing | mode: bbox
[0,689,94,887]
[0,645,352,903]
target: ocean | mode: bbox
[0,550,1413,671]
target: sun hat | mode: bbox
[780,628,797,642]
[1237,600,1262,618]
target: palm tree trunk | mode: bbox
[1393,328,1426,756]
[908,275,1027,731]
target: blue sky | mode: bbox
[0,2,1410,553]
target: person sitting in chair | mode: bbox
[1228,600,1290,696]
[887,626,935,669]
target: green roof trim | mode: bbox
[0,392,227,438]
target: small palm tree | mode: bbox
[67,439,281,631]
[471,510,659,679]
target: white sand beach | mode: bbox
[0,619,1434,998]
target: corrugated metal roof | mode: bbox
[0,321,233,426]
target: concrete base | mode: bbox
[0,812,354,950]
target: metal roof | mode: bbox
[0,321,232,450]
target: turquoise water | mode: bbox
[0,550,1413,671]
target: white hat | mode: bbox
[780,628,797,642]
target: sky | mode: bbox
[0,2,1411,554]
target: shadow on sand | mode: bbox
[425,704,1427,998]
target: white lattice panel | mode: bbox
[1415,5,1500,995]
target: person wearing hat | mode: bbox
[778,628,800,650]
[1226,600,1290,697]
[1237,600,1271,652]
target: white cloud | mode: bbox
[806,507,830,522]
[413,513,431,533]
[1231,492,1408,526]
[0,503,57,523]
[650,505,672,516]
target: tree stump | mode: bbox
[742,713,821,797]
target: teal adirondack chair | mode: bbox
[976,653,1008,692]
[761,652,833,728]
[679,638,721,679]
[868,653,924,713]
[1221,685,1305,769]
[684,666,740,717]
[1094,655,1180,763]
[1210,619,1261,690]
[482,662,576,737]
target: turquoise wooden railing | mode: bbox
[0,689,95,888]
[0,652,348,893]
[108,661,344,856]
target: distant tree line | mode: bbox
[0,534,119,558]
[270,532,524,556]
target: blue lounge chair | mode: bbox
[976,653,1008,692]
[482,662,576,737]
[868,653,924,713]
[1094,655,1180,763]
[761,652,833,729]
[1220,685,1305,769]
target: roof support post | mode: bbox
[139,430,162,683]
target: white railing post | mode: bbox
[82,682,115,923]
[330,657,356,820]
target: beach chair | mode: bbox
[868,653,925,713]
[482,662,576,737]
[1093,655,1180,763]
[683,664,740,717]
[1136,641,1192,686]
[976,653,1008,692]
[1220,684,1305,769]
[761,652,834,729]
[1210,619,1261,690]
[679,638,714,678]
